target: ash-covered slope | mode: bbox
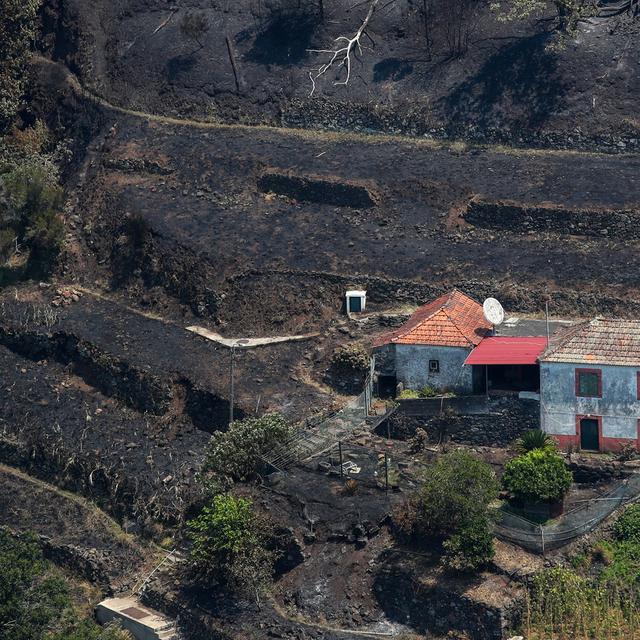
[43,0,640,151]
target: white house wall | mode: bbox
[395,344,473,393]
[540,361,640,447]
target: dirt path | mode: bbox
[34,56,631,161]
[186,325,319,348]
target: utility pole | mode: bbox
[229,344,236,427]
[229,339,250,428]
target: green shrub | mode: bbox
[0,161,65,276]
[502,449,572,504]
[187,494,274,599]
[397,388,420,399]
[394,450,498,571]
[419,385,439,398]
[514,429,557,454]
[0,528,130,640]
[614,504,640,543]
[0,0,41,127]
[442,515,495,571]
[203,413,293,484]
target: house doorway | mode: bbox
[580,417,600,451]
[377,375,397,399]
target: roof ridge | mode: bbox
[442,306,475,347]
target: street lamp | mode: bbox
[229,339,250,427]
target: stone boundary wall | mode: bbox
[226,268,640,318]
[380,396,540,448]
[257,171,377,208]
[282,98,640,155]
[2,527,112,593]
[464,197,640,239]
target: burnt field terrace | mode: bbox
[72,110,640,333]
[0,286,336,528]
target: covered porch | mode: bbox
[465,337,548,394]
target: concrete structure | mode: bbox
[346,289,367,314]
[96,597,178,640]
[373,290,491,394]
[540,319,640,452]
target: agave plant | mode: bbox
[514,429,557,454]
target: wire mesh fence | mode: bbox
[261,359,377,471]
[495,473,640,553]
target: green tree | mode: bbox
[394,450,499,570]
[0,529,131,640]
[502,448,572,503]
[187,494,275,601]
[0,0,41,127]
[203,413,293,484]
[0,160,64,274]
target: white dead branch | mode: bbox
[308,0,381,96]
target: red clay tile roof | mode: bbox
[541,318,640,366]
[373,290,491,348]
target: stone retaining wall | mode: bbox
[258,171,377,208]
[464,197,640,239]
[380,396,540,448]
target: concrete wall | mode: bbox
[540,361,640,451]
[395,344,473,393]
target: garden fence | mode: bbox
[495,473,640,554]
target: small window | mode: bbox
[576,369,602,398]
[429,359,440,373]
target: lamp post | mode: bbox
[229,339,250,427]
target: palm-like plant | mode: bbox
[514,429,557,454]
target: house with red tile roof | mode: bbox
[373,290,492,395]
[540,318,640,453]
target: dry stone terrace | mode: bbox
[71,108,640,325]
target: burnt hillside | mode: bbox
[41,0,640,151]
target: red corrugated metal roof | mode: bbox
[465,337,548,365]
[373,290,491,348]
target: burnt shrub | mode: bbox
[327,343,370,392]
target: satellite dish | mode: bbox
[483,298,505,326]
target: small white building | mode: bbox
[540,318,640,452]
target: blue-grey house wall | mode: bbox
[395,344,473,393]
[540,361,640,449]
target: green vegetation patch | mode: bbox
[0,528,131,640]
[502,448,572,504]
[393,450,499,571]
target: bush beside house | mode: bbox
[502,449,572,516]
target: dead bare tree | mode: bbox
[307,0,382,96]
